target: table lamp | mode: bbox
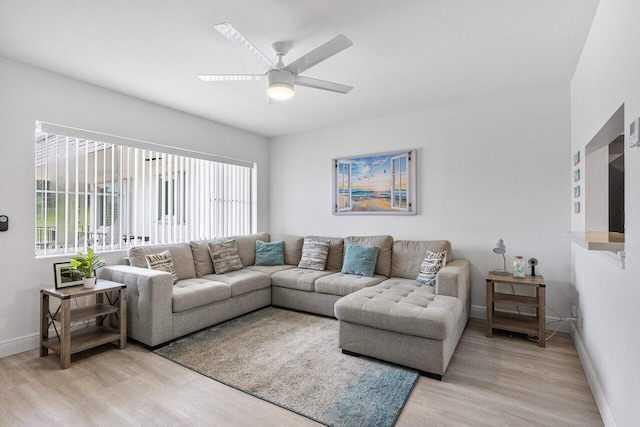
[492,239,509,275]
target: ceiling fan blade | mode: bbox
[294,76,353,94]
[214,23,275,72]
[198,74,265,81]
[285,35,353,75]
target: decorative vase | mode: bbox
[82,277,97,288]
[513,256,525,278]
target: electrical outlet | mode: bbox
[577,310,583,331]
[570,304,578,318]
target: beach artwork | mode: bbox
[333,150,416,215]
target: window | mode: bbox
[585,104,625,237]
[157,173,184,221]
[35,125,254,256]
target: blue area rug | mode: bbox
[155,307,418,427]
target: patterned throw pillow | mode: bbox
[145,250,178,284]
[298,238,331,271]
[208,239,243,274]
[416,250,447,286]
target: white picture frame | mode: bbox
[332,150,417,215]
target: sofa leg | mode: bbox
[418,370,442,381]
[341,349,361,357]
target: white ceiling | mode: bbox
[0,0,599,137]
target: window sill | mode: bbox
[567,231,626,269]
[566,231,625,252]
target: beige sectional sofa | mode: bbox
[100,232,470,378]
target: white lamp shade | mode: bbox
[492,238,506,254]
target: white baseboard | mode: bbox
[470,304,571,333]
[570,323,617,427]
[0,333,39,359]
[0,320,97,359]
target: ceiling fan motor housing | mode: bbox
[267,68,294,89]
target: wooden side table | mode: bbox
[485,272,546,347]
[40,280,127,369]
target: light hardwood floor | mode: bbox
[0,319,602,426]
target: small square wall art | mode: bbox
[574,169,580,182]
[574,202,580,213]
[574,185,580,198]
[573,150,580,166]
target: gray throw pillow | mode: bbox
[208,239,243,274]
[416,250,447,286]
[298,238,330,271]
[145,250,178,284]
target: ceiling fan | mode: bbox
[198,23,354,101]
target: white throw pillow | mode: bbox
[416,250,447,286]
[298,238,330,271]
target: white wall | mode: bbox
[570,0,640,425]
[0,57,269,356]
[270,87,572,323]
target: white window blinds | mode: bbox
[35,126,253,256]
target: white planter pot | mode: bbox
[82,277,97,288]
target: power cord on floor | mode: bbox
[527,304,577,343]
[510,284,521,315]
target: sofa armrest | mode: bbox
[435,259,471,318]
[100,265,173,347]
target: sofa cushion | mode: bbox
[379,277,434,291]
[341,244,379,277]
[334,280,462,340]
[208,240,243,274]
[129,243,196,280]
[144,250,178,284]
[244,264,296,276]
[391,240,453,279]
[172,279,231,313]
[234,232,270,267]
[271,268,336,292]
[298,238,330,270]
[190,239,218,277]
[202,269,271,297]
[189,232,270,276]
[314,272,387,297]
[255,240,284,266]
[270,234,304,265]
[416,250,447,286]
[344,235,393,277]
[306,236,344,271]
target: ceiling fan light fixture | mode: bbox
[267,82,294,100]
[266,68,295,100]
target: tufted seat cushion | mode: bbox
[172,279,231,313]
[314,273,387,297]
[244,264,296,276]
[334,279,463,340]
[202,269,270,297]
[271,268,336,292]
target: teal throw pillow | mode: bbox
[341,244,379,277]
[255,240,284,266]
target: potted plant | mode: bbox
[69,248,107,288]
